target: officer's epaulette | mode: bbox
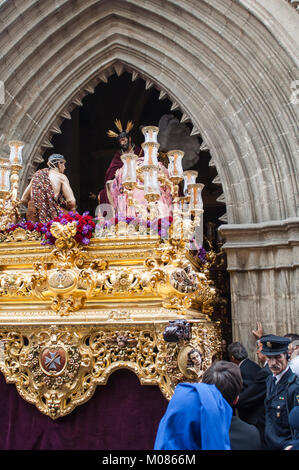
[288,373,299,385]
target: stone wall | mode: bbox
[220,218,299,357]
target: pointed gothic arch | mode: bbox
[0,0,298,350]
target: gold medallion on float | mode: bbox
[48,269,77,293]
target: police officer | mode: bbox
[261,335,299,450]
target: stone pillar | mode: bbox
[220,218,299,359]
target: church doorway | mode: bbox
[40,71,232,343]
[41,72,226,236]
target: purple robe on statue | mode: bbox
[98,145,142,206]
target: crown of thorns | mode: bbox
[107,119,134,139]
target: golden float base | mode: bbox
[0,320,220,419]
[0,228,221,418]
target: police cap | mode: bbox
[260,335,291,356]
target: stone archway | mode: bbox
[0,0,298,354]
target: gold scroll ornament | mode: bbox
[30,222,107,316]
[0,222,223,418]
[0,222,217,318]
[0,321,221,419]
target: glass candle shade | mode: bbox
[167,150,184,182]
[141,142,160,166]
[183,170,198,195]
[141,165,160,201]
[0,158,10,193]
[189,183,204,211]
[121,153,138,188]
[8,140,24,167]
[141,125,159,143]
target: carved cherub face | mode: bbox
[188,349,202,368]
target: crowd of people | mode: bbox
[154,326,299,451]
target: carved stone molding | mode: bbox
[220,218,299,271]
[219,218,299,355]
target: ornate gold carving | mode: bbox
[0,228,216,320]
[177,345,204,380]
[0,197,20,232]
[28,222,108,316]
[155,322,220,390]
[0,321,221,419]
[107,310,131,321]
[0,272,32,297]
[0,326,92,419]
[96,268,151,295]
[145,238,216,314]
[0,134,226,421]
[0,223,222,418]
[0,228,42,243]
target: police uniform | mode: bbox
[261,335,299,450]
[287,406,299,449]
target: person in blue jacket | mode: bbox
[154,381,232,450]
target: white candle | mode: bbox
[167,150,184,179]
[121,153,138,184]
[8,140,24,166]
[183,170,198,195]
[189,183,204,211]
[141,125,159,143]
[141,142,160,167]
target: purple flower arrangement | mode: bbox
[197,246,207,262]
[42,211,96,245]
[3,214,206,260]
[147,216,173,238]
[6,220,44,234]
[4,212,96,246]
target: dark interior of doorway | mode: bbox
[42,72,232,342]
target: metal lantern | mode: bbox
[8,140,24,167]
